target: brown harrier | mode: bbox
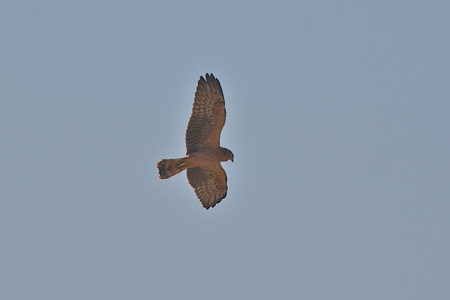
[157,74,234,209]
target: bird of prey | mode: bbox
[157,73,234,209]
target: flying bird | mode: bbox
[157,74,234,209]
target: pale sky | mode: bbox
[1,1,450,299]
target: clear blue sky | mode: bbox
[1,1,449,299]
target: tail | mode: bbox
[157,157,188,179]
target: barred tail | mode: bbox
[157,157,188,179]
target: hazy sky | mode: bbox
[1,1,450,299]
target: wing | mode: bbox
[185,73,226,154]
[186,164,228,209]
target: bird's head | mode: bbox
[221,147,234,162]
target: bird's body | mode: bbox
[157,74,233,209]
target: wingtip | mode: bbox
[199,74,208,84]
[202,73,216,81]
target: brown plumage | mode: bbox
[157,74,234,209]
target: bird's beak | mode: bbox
[231,155,234,162]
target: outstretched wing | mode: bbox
[186,164,228,209]
[185,73,226,154]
